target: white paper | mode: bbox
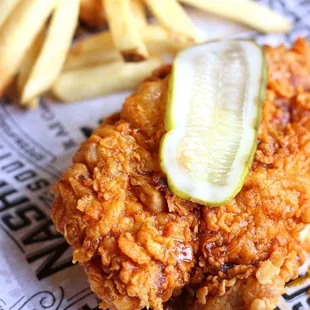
[1,1,310,309]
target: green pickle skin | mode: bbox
[160,39,268,207]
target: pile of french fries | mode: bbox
[0,0,291,107]
[0,0,79,108]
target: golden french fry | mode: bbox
[24,97,40,109]
[70,29,114,55]
[0,0,21,29]
[143,27,192,56]
[131,0,147,28]
[64,26,191,71]
[103,0,148,61]
[20,0,79,103]
[179,0,292,33]
[79,0,106,28]
[53,58,162,102]
[64,31,119,71]
[142,26,192,54]
[0,0,56,96]
[17,27,46,99]
[144,0,201,43]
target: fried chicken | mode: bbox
[51,38,310,310]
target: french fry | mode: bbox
[0,0,21,29]
[64,31,119,71]
[179,0,292,33]
[0,0,56,96]
[64,26,191,71]
[52,58,162,102]
[144,0,201,43]
[79,0,106,28]
[103,0,148,62]
[131,0,147,29]
[24,97,40,110]
[20,0,79,103]
[142,26,192,54]
[79,0,145,30]
[17,27,46,100]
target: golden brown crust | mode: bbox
[189,37,310,310]
[51,38,310,310]
[51,68,199,310]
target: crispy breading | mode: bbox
[51,38,310,310]
[187,37,310,310]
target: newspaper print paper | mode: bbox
[1,1,310,309]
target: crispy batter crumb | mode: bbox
[51,38,310,310]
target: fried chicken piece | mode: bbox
[188,37,310,310]
[51,38,310,310]
[51,65,199,310]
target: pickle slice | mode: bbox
[160,40,267,206]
